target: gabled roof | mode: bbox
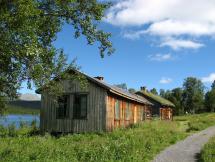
[76,71,152,105]
[135,90,175,107]
[36,69,152,105]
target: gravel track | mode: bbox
[152,125,215,162]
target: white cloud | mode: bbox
[146,20,215,37]
[122,31,205,50]
[201,73,215,83]
[106,0,215,49]
[123,30,146,40]
[159,77,173,84]
[148,53,173,61]
[160,38,204,50]
[106,0,215,33]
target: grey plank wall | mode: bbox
[40,80,107,133]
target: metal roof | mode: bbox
[80,72,152,105]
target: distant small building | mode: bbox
[135,87,175,120]
[36,70,153,133]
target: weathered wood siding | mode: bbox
[40,80,107,133]
[106,95,150,131]
[144,105,152,120]
[160,108,173,120]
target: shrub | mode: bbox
[29,119,40,135]
[19,121,28,128]
[8,123,17,137]
[0,125,8,137]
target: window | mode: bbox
[57,95,69,119]
[138,105,144,121]
[125,103,131,120]
[140,106,144,121]
[115,99,120,120]
[73,94,87,119]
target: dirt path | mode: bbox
[153,126,215,162]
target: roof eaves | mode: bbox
[109,89,152,105]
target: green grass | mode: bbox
[174,113,215,133]
[0,113,215,162]
[200,136,215,162]
[5,105,40,115]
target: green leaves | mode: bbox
[205,89,215,112]
[0,0,113,114]
[182,77,205,114]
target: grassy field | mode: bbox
[5,105,40,115]
[200,136,215,162]
[0,113,215,162]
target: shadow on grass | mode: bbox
[195,153,203,162]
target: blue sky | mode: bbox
[20,0,215,94]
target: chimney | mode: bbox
[94,76,104,81]
[140,86,147,91]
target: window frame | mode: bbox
[56,95,70,119]
[125,102,131,120]
[73,93,88,120]
[114,99,120,120]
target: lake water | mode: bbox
[0,114,40,128]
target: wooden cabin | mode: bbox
[37,71,153,133]
[135,87,175,120]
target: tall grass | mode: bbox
[0,120,39,138]
[0,113,214,162]
[200,136,215,162]
[0,121,186,162]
